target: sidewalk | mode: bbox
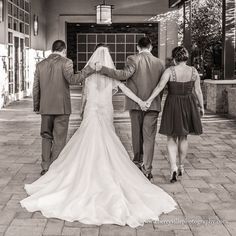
[0,90,236,236]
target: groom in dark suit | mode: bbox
[33,40,94,175]
[99,37,165,180]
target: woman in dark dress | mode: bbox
[145,46,204,183]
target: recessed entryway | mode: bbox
[66,23,159,71]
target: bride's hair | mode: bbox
[86,43,114,70]
[94,43,110,51]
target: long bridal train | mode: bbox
[20,47,176,228]
[21,114,176,227]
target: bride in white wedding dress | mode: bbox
[20,46,176,228]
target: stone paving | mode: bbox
[0,89,236,236]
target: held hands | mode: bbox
[145,100,152,110]
[138,99,152,111]
[138,100,147,111]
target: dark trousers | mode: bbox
[129,110,159,174]
[40,115,70,171]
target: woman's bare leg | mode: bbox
[167,136,178,182]
[178,135,188,175]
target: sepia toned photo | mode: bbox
[0,0,235,236]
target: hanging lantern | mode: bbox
[96,1,113,25]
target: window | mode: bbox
[77,33,145,70]
[8,0,30,36]
[7,0,30,94]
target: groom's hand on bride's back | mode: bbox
[95,62,102,72]
[89,62,102,72]
[88,62,102,72]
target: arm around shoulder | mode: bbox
[100,55,136,81]
[63,59,95,85]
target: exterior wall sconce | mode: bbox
[0,56,7,72]
[33,14,39,36]
[0,0,4,23]
[34,51,44,63]
[96,0,113,25]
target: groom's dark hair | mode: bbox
[52,40,66,52]
[138,37,152,49]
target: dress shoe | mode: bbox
[170,171,177,183]
[41,170,47,176]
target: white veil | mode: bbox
[85,46,118,93]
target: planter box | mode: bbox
[228,88,236,117]
[204,80,236,113]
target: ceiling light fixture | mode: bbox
[96,0,113,25]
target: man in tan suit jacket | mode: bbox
[99,37,165,180]
[33,40,94,175]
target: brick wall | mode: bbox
[204,81,236,113]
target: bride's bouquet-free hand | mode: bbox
[138,99,152,111]
[88,61,102,72]
[145,100,152,110]
[138,100,152,111]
